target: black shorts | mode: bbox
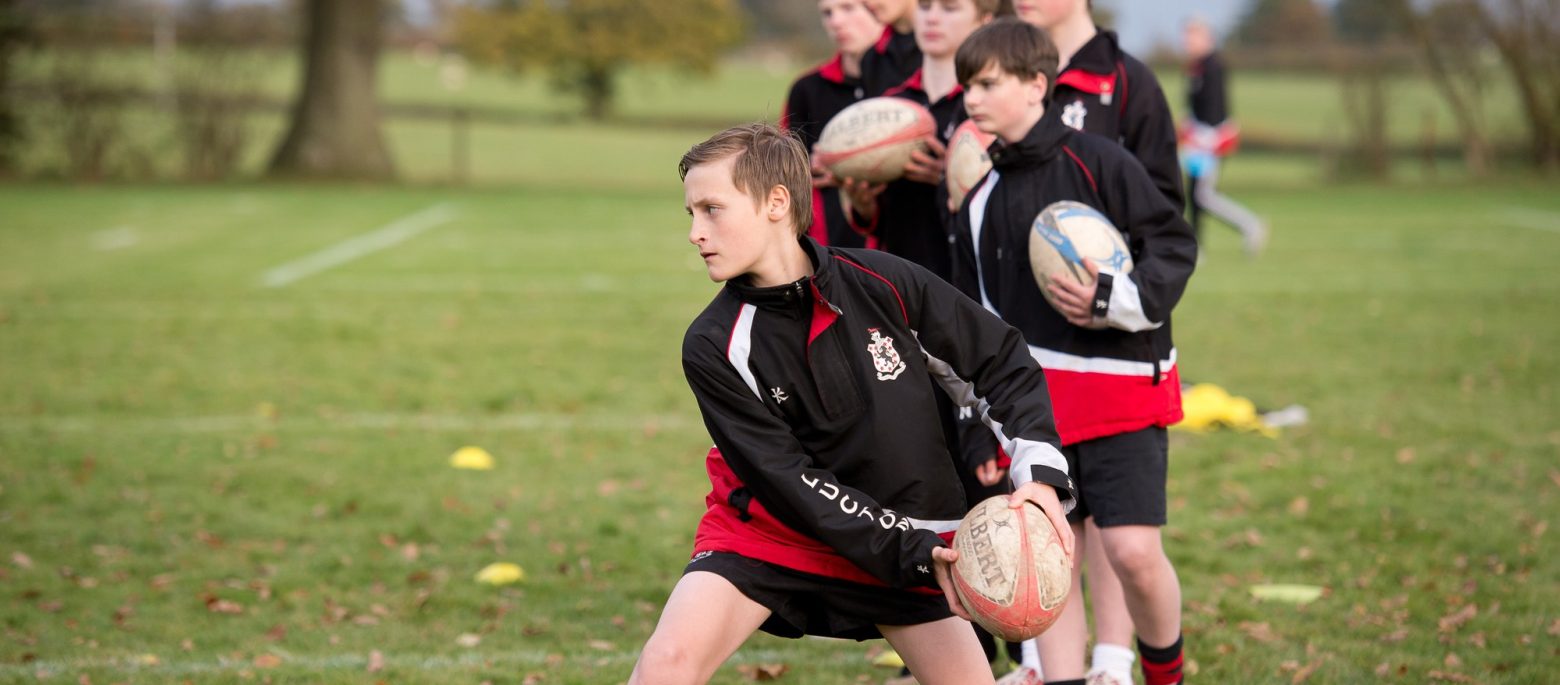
[684,551,953,641]
[1063,426,1168,527]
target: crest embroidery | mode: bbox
[1062,99,1088,131]
[867,328,907,381]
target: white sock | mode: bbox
[1091,642,1136,675]
[1021,638,1042,672]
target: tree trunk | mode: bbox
[268,0,395,180]
[1476,3,1560,172]
[1398,0,1490,177]
[581,64,613,121]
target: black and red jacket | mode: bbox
[782,54,871,250]
[848,68,967,281]
[951,107,1197,445]
[685,238,1074,590]
[1052,30,1184,212]
[859,25,921,97]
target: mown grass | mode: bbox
[1,168,1556,683]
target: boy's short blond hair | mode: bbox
[955,17,1060,102]
[679,124,813,237]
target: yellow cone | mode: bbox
[450,446,495,470]
[872,649,905,668]
[475,562,525,585]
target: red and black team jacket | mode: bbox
[685,237,1075,590]
[782,54,870,250]
[951,108,1197,446]
[848,69,967,281]
[859,25,921,97]
[1052,30,1184,211]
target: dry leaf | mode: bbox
[1438,604,1477,633]
[11,552,33,570]
[265,624,287,641]
[455,633,482,648]
[1395,447,1415,464]
[1239,621,1279,643]
[1380,628,1408,643]
[1444,653,1462,668]
[367,650,384,673]
[1291,660,1321,683]
[1288,497,1309,516]
[522,674,545,685]
[1547,619,1560,637]
[587,639,615,651]
[1427,671,1478,683]
[737,663,791,681]
[205,597,244,615]
[253,654,282,669]
[1374,662,1391,677]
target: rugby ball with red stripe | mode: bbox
[946,119,996,208]
[951,496,1071,641]
[814,97,935,184]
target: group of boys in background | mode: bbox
[629,1,1268,684]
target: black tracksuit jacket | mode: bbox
[849,69,967,281]
[783,54,870,249]
[951,108,1197,445]
[1052,30,1184,212]
[684,238,1075,589]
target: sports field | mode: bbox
[2,53,1558,684]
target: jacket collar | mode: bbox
[725,237,831,311]
[1061,29,1121,78]
[988,106,1072,172]
[884,68,964,103]
[818,53,846,85]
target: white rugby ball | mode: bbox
[951,496,1071,642]
[1028,200,1133,313]
[814,97,936,184]
[946,119,995,208]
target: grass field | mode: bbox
[2,154,1557,684]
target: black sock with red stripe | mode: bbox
[1139,635,1184,685]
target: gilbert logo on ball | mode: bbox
[951,496,1070,641]
[814,97,936,184]
[1028,200,1133,312]
[945,119,995,208]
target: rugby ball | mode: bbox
[945,119,996,208]
[814,97,936,184]
[951,496,1071,641]
[1028,201,1134,312]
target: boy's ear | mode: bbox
[1030,74,1049,107]
[767,184,791,222]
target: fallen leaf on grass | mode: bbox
[1239,621,1279,643]
[1396,447,1415,464]
[737,663,790,681]
[253,653,282,669]
[455,633,482,648]
[204,597,244,615]
[11,552,33,570]
[1438,604,1477,633]
[367,650,384,673]
[1291,659,1321,683]
[522,674,545,685]
[1380,628,1408,643]
[1444,653,1462,668]
[265,624,287,641]
[1288,497,1309,516]
[1547,619,1560,637]
[1427,671,1480,684]
[587,639,615,651]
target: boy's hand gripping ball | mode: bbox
[950,495,1071,641]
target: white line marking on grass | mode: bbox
[0,411,693,435]
[1503,206,1560,235]
[91,225,139,251]
[260,203,458,288]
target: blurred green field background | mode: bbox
[2,50,1558,685]
[8,49,1529,185]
